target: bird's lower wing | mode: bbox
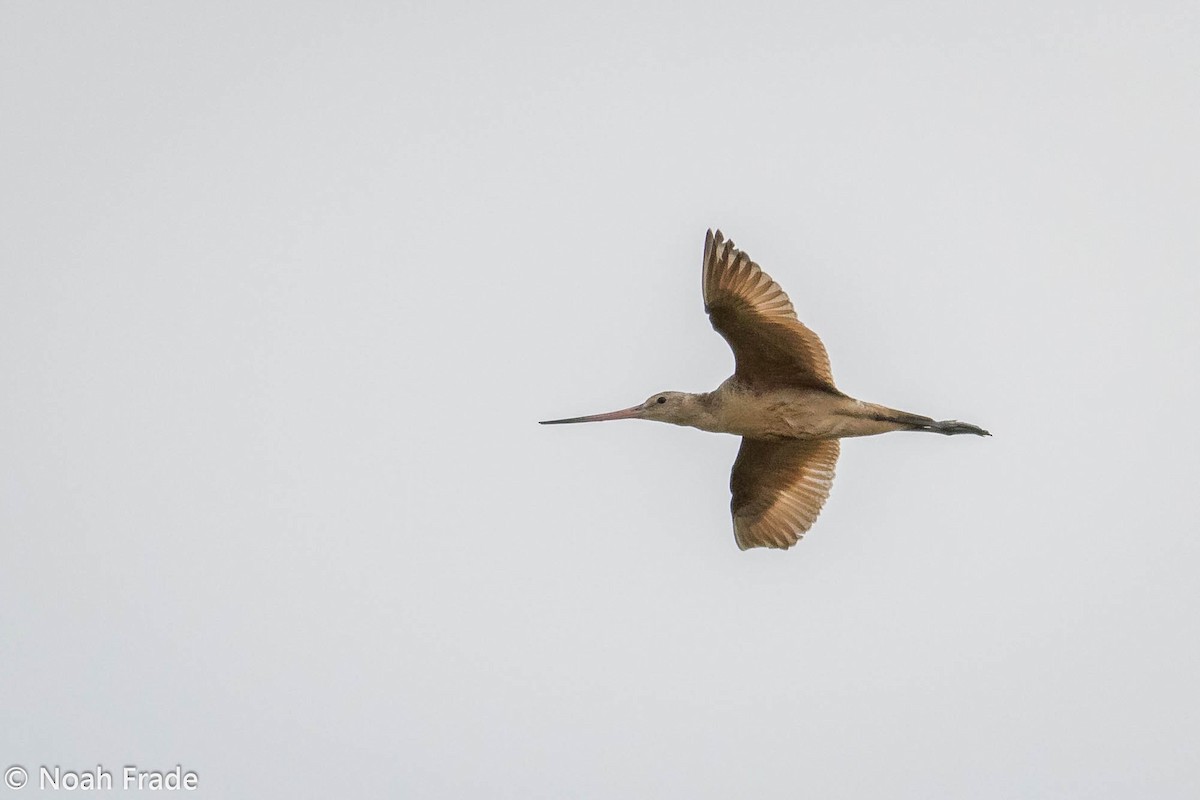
[730,438,840,550]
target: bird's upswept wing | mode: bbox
[730,438,839,550]
[703,229,838,391]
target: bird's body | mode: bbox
[656,381,956,441]
[542,230,988,551]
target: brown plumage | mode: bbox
[731,438,840,550]
[703,230,837,392]
[542,230,989,551]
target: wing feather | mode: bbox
[703,230,838,391]
[730,438,840,550]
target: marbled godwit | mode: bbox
[541,230,989,550]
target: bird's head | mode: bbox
[540,391,707,428]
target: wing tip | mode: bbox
[705,228,731,255]
[733,517,803,551]
[704,228,725,264]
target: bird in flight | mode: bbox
[541,230,989,550]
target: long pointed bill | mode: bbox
[539,404,644,425]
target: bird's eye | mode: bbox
[657,396,666,404]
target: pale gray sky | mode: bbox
[2,2,1199,798]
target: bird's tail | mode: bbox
[882,409,991,437]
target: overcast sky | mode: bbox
[2,2,1199,798]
